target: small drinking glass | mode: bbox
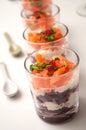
[21,4,60,28]
[24,46,80,123]
[23,22,69,53]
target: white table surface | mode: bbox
[0,0,86,130]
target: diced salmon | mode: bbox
[66,61,75,71]
[36,54,46,63]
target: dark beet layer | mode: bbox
[36,106,77,123]
[37,89,70,104]
[31,84,79,123]
[38,112,76,123]
[36,84,79,104]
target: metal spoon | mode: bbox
[0,63,18,97]
[4,32,23,57]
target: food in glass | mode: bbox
[21,4,60,28]
[21,10,55,29]
[24,46,80,123]
[23,22,69,53]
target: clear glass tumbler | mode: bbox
[24,46,80,123]
[23,22,69,54]
[21,4,60,28]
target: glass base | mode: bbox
[37,111,78,124]
[77,3,86,17]
[36,104,79,123]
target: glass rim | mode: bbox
[24,46,80,79]
[23,22,69,45]
[21,4,60,19]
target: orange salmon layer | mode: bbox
[28,28,63,42]
[29,54,75,92]
[27,28,65,49]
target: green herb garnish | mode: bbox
[53,67,58,71]
[45,35,54,41]
[54,57,60,60]
[40,63,46,68]
[30,64,34,71]
[46,64,52,68]
[30,64,43,71]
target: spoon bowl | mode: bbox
[3,79,18,97]
[0,63,19,97]
[4,32,23,57]
[9,44,22,57]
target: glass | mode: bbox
[77,3,86,17]
[24,46,80,123]
[23,22,69,53]
[21,4,60,28]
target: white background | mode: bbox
[0,0,86,130]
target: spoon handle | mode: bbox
[0,63,10,80]
[4,32,14,46]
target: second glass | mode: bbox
[23,22,69,53]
